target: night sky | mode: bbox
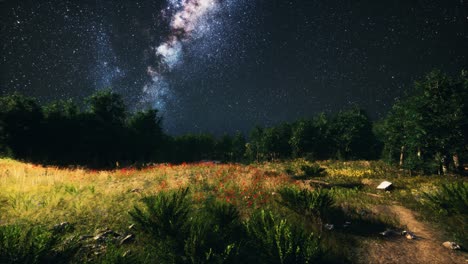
[1,0,467,135]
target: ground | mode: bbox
[361,205,467,264]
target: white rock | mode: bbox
[442,241,461,250]
[377,181,393,190]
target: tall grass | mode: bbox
[0,224,78,264]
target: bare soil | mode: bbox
[358,205,467,264]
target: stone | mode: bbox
[402,230,416,240]
[442,241,461,250]
[377,181,393,190]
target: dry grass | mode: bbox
[0,159,297,232]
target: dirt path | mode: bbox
[359,205,467,264]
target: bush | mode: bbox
[300,164,326,178]
[243,210,321,264]
[130,189,325,263]
[130,189,243,263]
[422,182,468,216]
[278,187,333,219]
[0,224,77,264]
[129,188,191,262]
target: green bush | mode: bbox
[243,210,321,264]
[300,164,326,178]
[129,188,191,262]
[130,188,325,263]
[422,182,468,216]
[278,187,333,218]
[130,189,243,263]
[0,224,77,264]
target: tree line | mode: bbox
[0,70,467,173]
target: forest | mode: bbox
[1,70,467,174]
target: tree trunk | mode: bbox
[453,154,460,171]
[442,154,449,175]
[399,146,405,166]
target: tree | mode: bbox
[289,119,316,158]
[231,132,246,162]
[245,126,264,162]
[42,99,80,164]
[329,106,377,160]
[128,109,164,163]
[82,90,128,167]
[381,70,468,174]
[0,93,43,160]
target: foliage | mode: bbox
[244,210,321,264]
[422,182,468,216]
[130,188,324,263]
[0,224,77,264]
[300,164,326,178]
[130,188,191,243]
[329,106,378,160]
[278,187,333,218]
[130,189,242,263]
[380,70,468,174]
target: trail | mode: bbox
[359,205,467,264]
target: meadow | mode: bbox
[0,158,466,263]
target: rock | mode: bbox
[442,241,461,250]
[377,181,393,190]
[324,224,334,230]
[402,230,416,240]
[120,234,135,245]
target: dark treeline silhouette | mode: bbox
[1,70,467,173]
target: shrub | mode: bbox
[130,189,244,263]
[278,187,333,219]
[422,182,468,216]
[243,210,321,264]
[129,188,191,262]
[0,224,77,264]
[300,164,326,178]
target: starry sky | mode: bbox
[1,0,467,135]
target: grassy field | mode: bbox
[0,158,466,263]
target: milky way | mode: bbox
[1,0,467,135]
[142,0,243,114]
